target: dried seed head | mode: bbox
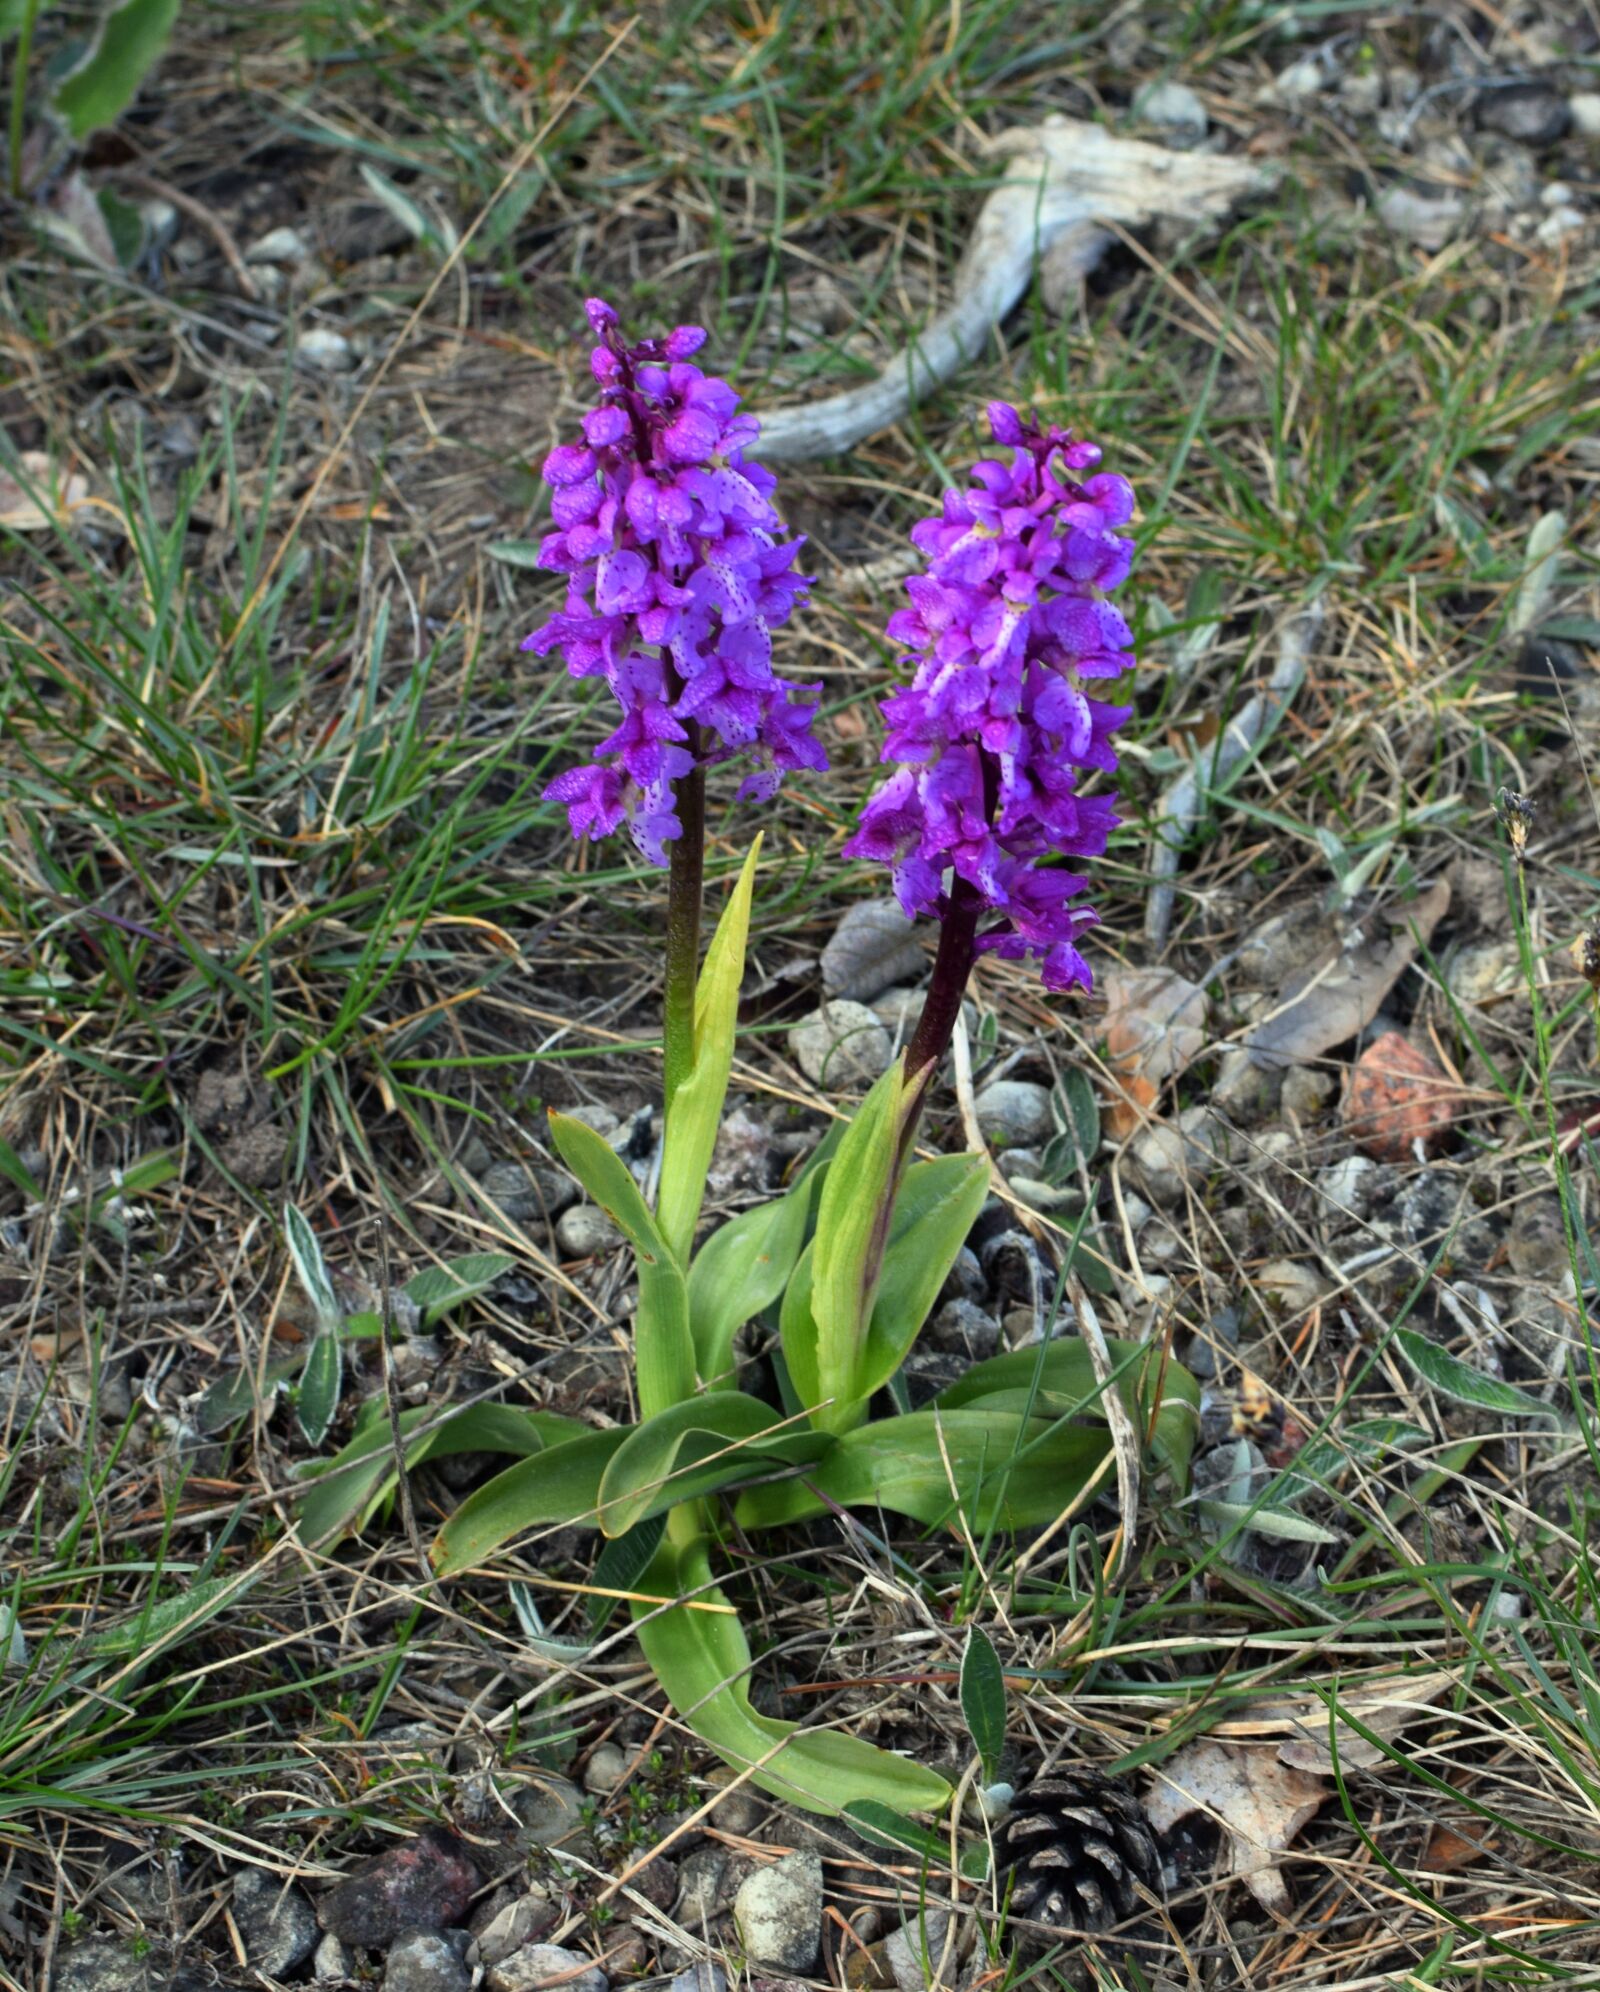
[1496,788,1536,860]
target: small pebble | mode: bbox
[733,1850,823,1974]
[555,1204,622,1258]
[299,327,355,372]
[513,1776,585,1848]
[246,225,311,265]
[1281,1066,1336,1120]
[317,1829,480,1951]
[1509,1198,1570,1285]
[384,1931,471,1992]
[705,1764,763,1835]
[314,1933,353,1981]
[1476,82,1570,148]
[925,1299,1001,1361]
[1315,1154,1377,1219]
[1132,79,1207,141]
[675,1846,731,1926]
[973,1079,1052,1147]
[582,1742,627,1795]
[1253,1259,1327,1321]
[472,1891,559,1967]
[1570,92,1600,138]
[670,1966,728,1992]
[885,1910,952,1992]
[1274,55,1326,102]
[789,1001,893,1087]
[487,1944,607,1992]
[938,1245,985,1304]
[234,1870,319,1977]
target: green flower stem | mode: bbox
[662,737,706,1118]
[8,0,43,199]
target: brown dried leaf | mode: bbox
[1244,879,1450,1071]
[1209,1670,1455,1774]
[1145,1741,1325,1914]
[1101,966,1210,1139]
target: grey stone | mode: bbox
[995,1146,1042,1179]
[317,1827,480,1949]
[473,1889,559,1967]
[300,327,356,372]
[1274,55,1326,102]
[1281,1066,1336,1120]
[1446,941,1521,1009]
[385,1931,471,1992]
[734,1850,823,1973]
[675,1846,732,1925]
[1536,204,1584,246]
[705,1765,763,1835]
[51,1942,203,1992]
[1476,82,1569,148]
[564,1103,622,1139]
[1253,1259,1327,1321]
[938,1245,985,1304]
[886,1909,953,1991]
[1186,1304,1242,1381]
[1133,79,1207,141]
[555,1204,623,1258]
[247,225,311,265]
[973,1079,1051,1147]
[1339,68,1384,115]
[234,1869,320,1976]
[514,1775,586,1848]
[480,1159,577,1222]
[789,1002,893,1087]
[314,1933,354,1980]
[1570,92,1600,138]
[583,1742,627,1794]
[1211,1048,1282,1122]
[1316,1154,1378,1220]
[1509,1198,1570,1284]
[1375,185,1466,250]
[487,1944,607,1992]
[670,1965,728,1992]
[1130,1107,1230,1205]
[823,897,926,1001]
[924,1299,1000,1361]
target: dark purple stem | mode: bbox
[903,873,983,1087]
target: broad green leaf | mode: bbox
[687,1161,820,1389]
[296,1332,342,1446]
[734,1410,1111,1533]
[634,1536,952,1818]
[658,841,762,1269]
[590,1515,667,1634]
[845,1801,954,1864]
[87,1567,261,1657]
[197,1351,304,1433]
[283,1203,342,1333]
[299,1404,585,1545]
[1196,1500,1341,1545]
[798,1061,913,1435]
[937,1338,1201,1486]
[835,1153,990,1428]
[50,0,181,137]
[1265,1418,1431,1510]
[548,1113,694,1416]
[1394,1328,1550,1419]
[430,1428,627,1574]
[403,1251,516,1325]
[960,1626,1007,1782]
[595,1393,828,1538]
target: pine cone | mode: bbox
[998,1768,1160,1934]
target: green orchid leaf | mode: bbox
[548,1113,695,1416]
[658,840,762,1268]
[295,1331,342,1446]
[687,1160,821,1390]
[297,1403,585,1545]
[960,1625,1007,1782]
[836,1152,990,1427]
[430,1426,628,1574]
[801,1060,913,1435]
[403,1251,516,1325]
[733,1409,1111,1533]
[50,0,180,137]
[936,1338,1200,1485]
[595,1393,829,1538]
[283,1202,341,1333]
[633,1536,953,1818]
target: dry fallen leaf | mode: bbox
[1421,1822,1493,1872]
[1343,1032,1455,1163]
[0,451,90,532]
[1145,1740,1325,1914]
[1244,879,1450,1071]
[1100,966,1210,1139]
[1209,1670,1455,1774]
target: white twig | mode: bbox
[753,118,1275,463]
[1070,1277,1141,1570]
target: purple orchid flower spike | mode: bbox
[529,298,827,865]
[846,401,1138,1076]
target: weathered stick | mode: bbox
[754,116,1275,463]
